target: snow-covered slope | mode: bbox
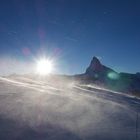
[0,75,140,140]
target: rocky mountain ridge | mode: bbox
[76,56,140,96]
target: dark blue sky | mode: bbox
[0,0,140,74]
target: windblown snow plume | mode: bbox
[0,75,140,140]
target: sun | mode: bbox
[36,58,53,75]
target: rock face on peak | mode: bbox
[86,57,102,72]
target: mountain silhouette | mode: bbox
[75,56,140,97]
[85,57,118,80]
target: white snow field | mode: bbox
[0,75,140,140]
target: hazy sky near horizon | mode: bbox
[0,0,140,75]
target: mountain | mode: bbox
[75,56,140,97]
[85,57,118,81]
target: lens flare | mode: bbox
[107,72,119,80]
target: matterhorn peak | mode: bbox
[91,57,101,67]
[92,56,100,62]
[85,56,115,78]
[87,56,102,72]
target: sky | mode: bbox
[0,0,140,75]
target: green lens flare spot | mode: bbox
[107,72,119,80]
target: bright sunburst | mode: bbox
[36,58,53,75]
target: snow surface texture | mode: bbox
[0,75,140,140]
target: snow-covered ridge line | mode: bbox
[80,84,140,100]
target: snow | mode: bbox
[0,75,140,140]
